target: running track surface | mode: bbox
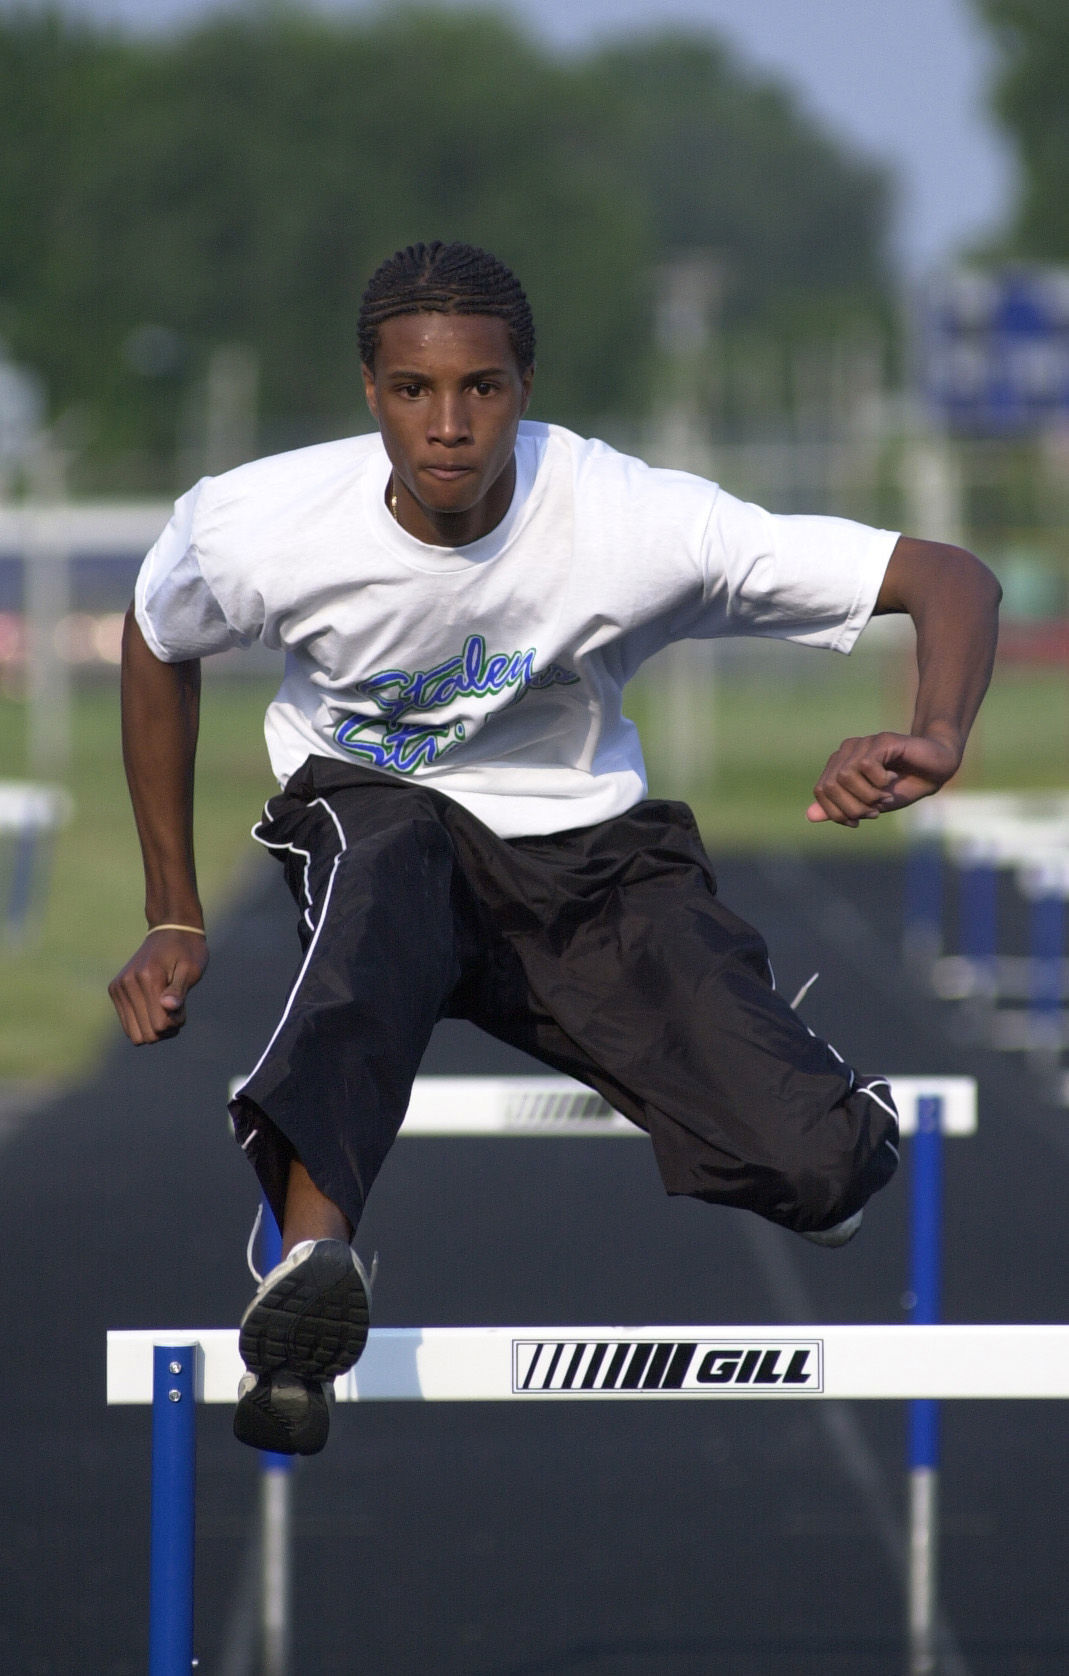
[3,853,1067,1676]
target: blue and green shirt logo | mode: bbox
[332,633,579,774]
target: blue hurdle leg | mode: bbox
[258,1194,294,1676]
[149,1344,197,1676]
[907,1095,943,1676]
[959,855,998,995]
[904,838,943,967]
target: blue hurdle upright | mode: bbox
[255,1200,292,1676]
[907,1094,943,1676]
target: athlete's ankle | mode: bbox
[281,1158,352,1255]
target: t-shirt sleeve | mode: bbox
[699,487,899,652]
[134,480,258,661]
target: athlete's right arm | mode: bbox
[108,607,209,1044]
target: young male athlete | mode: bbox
[110,242,1000,1454]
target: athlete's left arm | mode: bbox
[807,535,1001,827]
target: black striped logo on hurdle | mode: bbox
[503,1091,617,1126]
[512,1339,824,1394]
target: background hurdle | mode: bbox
[0,779,72,944]
[402,1066,975,1666]
[905,791,1069,1100]
[396,1073,977,1137]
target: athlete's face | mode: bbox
[362,312,533,546]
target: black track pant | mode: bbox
[230,757,898,1237]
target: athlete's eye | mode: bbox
[474,380,499,396]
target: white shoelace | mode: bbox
[790,971,820,1011]
[244,1199,378,1293]
[246,1201,264,1283]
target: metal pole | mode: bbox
[204,344,259,475]
[261,1461,293,1676]
[647,255,722,798]
[661,639,710,796]
[23,440,72,780]
[149,1344,197,1676]
[907,1095,943,1676]
[258,1197,293,1676]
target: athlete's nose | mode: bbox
[428,391,473,446]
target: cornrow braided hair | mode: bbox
[358,242,535,372]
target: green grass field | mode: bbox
[0,678,281,1086]
[0,642,1063,1084]
[634,638,1069,849]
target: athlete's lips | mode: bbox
[423,463,475,480]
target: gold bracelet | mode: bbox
[146,923,206,937]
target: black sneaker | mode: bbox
[233,1369,334,1455]
[238,1237,371,1381]
[233,1237,372,1454]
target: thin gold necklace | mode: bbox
[388,476,398,521]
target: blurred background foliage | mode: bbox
[974,0,1069,262]
[0,2,894,489]
[0,0,1067,1083]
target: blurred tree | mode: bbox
[0,4,894,488]
[973,0,1069,258]
[581,33,894,439]
[0,12,111,400]
[584,34,891,329]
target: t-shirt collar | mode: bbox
[367,434,536,573]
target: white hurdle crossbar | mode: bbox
[228,1073,978,1138]
[398,1073,977,1136]
[109,1322,1069,1406]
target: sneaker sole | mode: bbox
[233,1371,332,1455]
[239,1240,370,1380]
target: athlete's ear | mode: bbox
[361,363,379,420]
[519,364,534,415]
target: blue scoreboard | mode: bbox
[921,266,1069,436]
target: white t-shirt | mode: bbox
[135,421,898,838]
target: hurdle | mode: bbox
[397,1072,978,1137]
[0,779,72,943]
[123,1073,981,1674]
[110,1321,1069,1676]
[403,1075,974,1676]
[905,792,1069,1092]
